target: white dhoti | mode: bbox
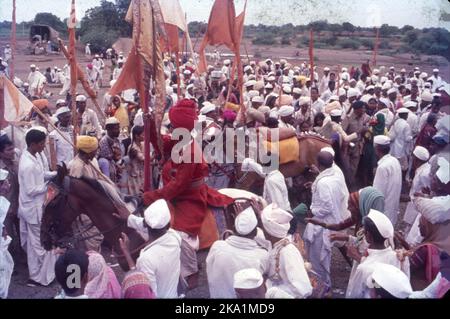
[20,219,57,286]
[303,224,332,287]
[177,231,199,279]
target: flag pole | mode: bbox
[68,0,78,155]
[10,0,16,79]
[309,28,314,122]
[372,27,380,67]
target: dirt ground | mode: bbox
[0,36,436,299]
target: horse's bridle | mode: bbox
[46,176,126,249]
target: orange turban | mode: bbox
[32,99,49,110]
[169,99,198,131]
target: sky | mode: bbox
[0,0,449,30]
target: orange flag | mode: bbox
[198,0,239,74]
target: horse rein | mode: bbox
[47,176,127,249]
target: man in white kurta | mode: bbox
[48,107,74,166]
[206,207,269,298]
[389,108,413,172]
[403,147,431,228]
[0,169,13,299]
[303,151,350,287]
[262,204,313,298]
[18,127,57,286]
[241,158,291,213]
[92,55,105,86]
[373,135,402,226]
[126,200,181,298]
[346,210,410,298]
[27,65,46,96]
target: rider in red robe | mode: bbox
[143,99,233,240]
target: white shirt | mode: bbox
[373,154,402,225]
[49,127,74,166]
[18,150,55,225]
[319,75,330,94]
[27,70,45,90]
[431,75,443,92]
[92,58,105,71]
[136,229,181,298]
[311,98,325,115]
[263,170,292,212]
[80,109,102,139]
[406,111,419,136]
[389,118,412,159]
[206,235,269,298]
[309,167,350,225]
[266,240,313,298]
[112,66,122,80]
[346,247,410,298]
[403,163,431,225]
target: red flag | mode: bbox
[198,0,239,74]
[309,29,314,84]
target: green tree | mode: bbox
[34,13,66,34]
[342,22,355,33]
[308,20,328,32]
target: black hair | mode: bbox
[363,216,386,244]
[376,144,390,155]
[25,130,47,147]
[0,135,13,153]
[374,287,398,299]
[427,113,438,124]
[313,112,325,126]
[266,117,279,128]
[55,249,89,295]
[310,87,319,94]
[317,152,334,168]
[352,101,365,110]
[132,125,144,138]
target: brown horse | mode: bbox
[40,165,146,271]
[234,133,331,192]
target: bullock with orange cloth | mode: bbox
[143,99,234,288]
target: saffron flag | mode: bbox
[198,0,239,74]
[0,75,33,122]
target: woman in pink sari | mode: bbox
[121,270,155,299]
[84,251,122,299]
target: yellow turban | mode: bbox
[76,136,98,153]
[32,99,49,110]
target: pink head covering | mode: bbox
[84,251,121,299]
[122,271,155,299]
[223,109,237,122]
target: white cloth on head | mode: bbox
[436,157,450,184]
[76,94,87,102]
[367,263,413,298]
[367,209,394,242]
[233,268,264,289]
[373,135,390,145]
[373,154,402,226]
[0,169,8,181]
[241,158,265,177]
[414,195,450,224]
[263,170,292,213]
[413,146,430,162]
[278,105,294,117]
[261,204,292,238]
[234,206,258,235]
[143,199,171,229]
[199,103,216,115]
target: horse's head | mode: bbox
[40,166,79,250]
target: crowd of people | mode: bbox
[0,41,449,299]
